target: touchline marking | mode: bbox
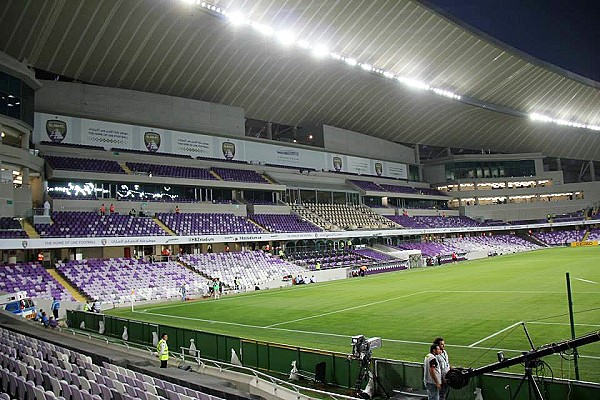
[528,321,600,328]
[264,291,428,328]
[575,278,599,284]
[133,311,599,360]
[469,321,523,347]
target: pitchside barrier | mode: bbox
[67,311,600,400]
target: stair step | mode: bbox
[119,162,132,174]
[22,220,40,238]
[153,217,176,236]
[47,268,87,302]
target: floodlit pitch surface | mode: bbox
[108,247,600,382]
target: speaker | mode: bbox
[315,362,326,382]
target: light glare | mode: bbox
[312,45,329,58]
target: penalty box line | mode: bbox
[132,310,600,360]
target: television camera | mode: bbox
[350,335,384,399]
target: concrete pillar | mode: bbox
[21,131,30,150]
[556,157,562,171]
[292,126,298,141]
[414,144,421,164]
[21,167,29,187]
[417,165,423,182]
[266,122,272,140]
[446,148,452,157]
[590,161,595,181]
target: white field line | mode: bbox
[528,321,600,328]
[134,310,600,360]
[575,278,599,284]
[264,290,428,328]
[468,321,523,347]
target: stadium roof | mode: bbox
[1,0,599,160]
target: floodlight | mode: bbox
[397,77,429,91]
[251,22,273,36]
[360,63,372,71]
[296,40,310,49]
[312,45,329,58]
[276,30,296,46]
[383,71,394,79]
[345,58,357,66]
[227,12,246,26]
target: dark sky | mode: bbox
[425,0,600,83]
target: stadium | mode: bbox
[0,1,598,399]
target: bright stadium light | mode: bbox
[251,21,274,36]
[397,77,430,91]
[312,45,329,58]
[345,58,357,66]
[276,30,296,46]
[360,63,373,71]
[383,71,395,79]
[297,40,310,49]
[227,12,247,26]
[530,112,598,131]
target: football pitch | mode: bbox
[108,247,600,383]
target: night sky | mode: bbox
[425,0,600,83]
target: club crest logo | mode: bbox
[46,119,67,143]
[333,156,342,172]
[101,239,107,246]
[222,142,236,160]
[21,240,28,249]
[375,162,383,176]
[144,132,161,152]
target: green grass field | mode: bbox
[108,247,600,382]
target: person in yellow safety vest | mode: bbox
[315,261,321,270]
[157,333,169,368]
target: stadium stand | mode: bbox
[156,213,264,235]
[249,214,322,233]
[126,162,215,180]
[0,263,74,301]
[211,167,269,183]
[533,230,587,245]
[0,217,27,238]
[298,204,401,230]
[44,156,125,174]
[35,212,167,237]
[179,251,305,290]
[56,259,211,303]
[0,327,225,400]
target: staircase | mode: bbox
[119,162,132,174]
[520,233,548,247]
[22,220,40,238]
[210,170,222,180]
[261,173,277,184]
[582,230,590,241]
[47,268,87,302]
[153,217,176,235]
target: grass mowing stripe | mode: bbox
[264,290,428,328]
[575,278,599,284]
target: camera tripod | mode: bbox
[353,353,389,399]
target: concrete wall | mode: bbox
[35,82,245,138]
[323,125,415,164]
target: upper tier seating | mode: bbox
[179,251,306,289]
[0,263,74,301]
[249,214,322,233]
[379,184,419,194]
[211,167,268,183]
[56,258,210,303]
[157,213,264,235]
[0,217,27,238]
[45,156,124,174]
[387,215,482,229]
[298,204,401,230]
[35,212,167,237]
[126,162,215,180]
[533,230,586,245]
[0,327,224,400]
[587,228,600,241]
[348,180,384,191]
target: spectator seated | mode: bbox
[0,263,74,301]
[249,214,322,233]
[57,258,211,303]
[44,156,125,174]
[179,251,306,290]
[157,212,264,235]
[35,212,167,237]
